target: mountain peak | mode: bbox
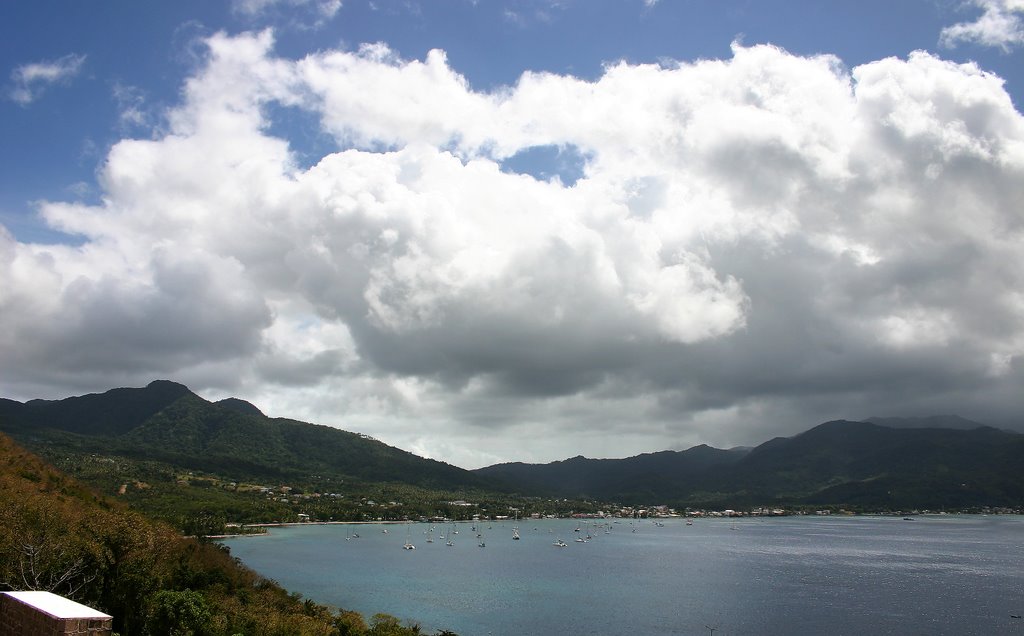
[145,379,192,396]
[215,397,265,418]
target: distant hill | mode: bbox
[475,419,1024,509]
[865,415,987,430]
[725,420,1024,508]
[475,444,747,502]
[0,380,491,492]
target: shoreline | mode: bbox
[206,512,1021,540]
[208,519,415,539]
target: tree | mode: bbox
[145,589,212,636]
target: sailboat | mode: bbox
[478,527,486,548]
[403,524,415,550]
[512,527,520,540]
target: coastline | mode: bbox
[207,519,414,539]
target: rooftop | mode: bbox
[2,591,112,620]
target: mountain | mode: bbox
[475,419,1024,509]
[0,379,190,437]
[0,380,489,492]
[3,381,1021,511]
[724,419,1024,507]
[475,444,746,502]
[865,415,987,430]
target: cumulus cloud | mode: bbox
[7,53,86,105]
[940,0,1024,51]
[3,31,1024,466]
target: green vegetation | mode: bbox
[476,420,1024,511]
[2,380,1022,635]
[0,382,604,534]
[0,432,450,635]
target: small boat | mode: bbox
[403,542,415,550]
[512,527,520,540]
[553,539,568,547]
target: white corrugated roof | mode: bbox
[2,591,112,619]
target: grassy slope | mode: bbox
[0,432,443,636]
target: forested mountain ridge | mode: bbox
[476,419,1024,509]
[474,444,748,502]
[0,380,491,491]
[2,381,1022,513]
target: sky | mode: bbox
[2,1,1023,469]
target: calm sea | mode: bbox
[220,515,1024,635]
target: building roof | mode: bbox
[2,591,112,619]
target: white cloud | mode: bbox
[112,83,149,130]
[233,0,342,28]
[3,32,1024,465]
[940,0,1024,51]
[7,53,86,105]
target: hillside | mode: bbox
[0,431,431,636]
[0,380,491,491]
[476,419,1024,509]
[3,381,1021,513]
[475,444,747,502]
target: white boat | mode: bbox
[403,524,415,550]
[512,527,520,540]
[553,539,568,547]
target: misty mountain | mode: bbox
[0,380,490,491]
[865,415,987,430]
[476,419,1024,509]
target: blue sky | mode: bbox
[2,1,1023,467]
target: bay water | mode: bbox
[220,515,1024,635]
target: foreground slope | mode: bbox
[0,431,429,636]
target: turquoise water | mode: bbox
[220,516,1024,635]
